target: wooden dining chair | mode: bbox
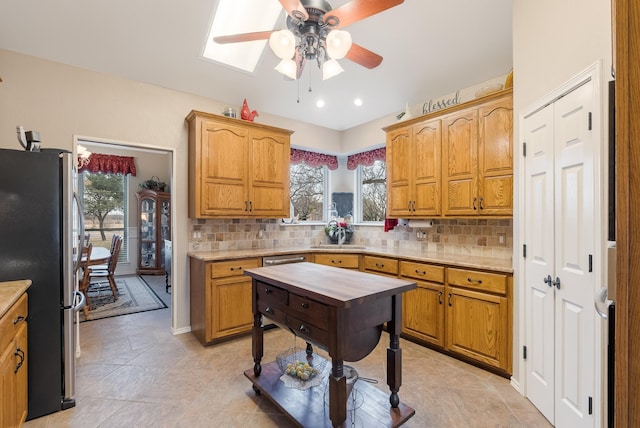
[78,243,93,318]
[87,235,123,301]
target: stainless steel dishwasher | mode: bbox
[260,254,308,330]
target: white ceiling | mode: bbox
[0,0,513,131]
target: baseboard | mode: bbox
[171,326,191,335]
[510,377,523,395]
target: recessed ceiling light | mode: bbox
[316,99,326,108]
[354,98,363,106]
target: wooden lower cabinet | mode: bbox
[400,261,446,348]
[0,293,28,428]
[362,255,398,276]
[189,257,260,345]
[313,253,360,269]
[446,268,511,373]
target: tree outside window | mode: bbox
[289,163,327,221]
[359,160,386,222]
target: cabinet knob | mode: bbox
[265,307,274,314]
[375,263,384,268]
[448,293,452,307]
[13,315,25,325]
[473,197,477,210]
[299,325,310,334]
[553,277,561,290]
[331,260,342,264]
[438,291,443,304]
[301,302,309,309]
[14,348,25,374]
[479,196,484,210]
[264,288,272,294]
[415,269,426,276]
[467,277,483,284]
[544,275,553,287]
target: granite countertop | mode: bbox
[188,246,513,273]
[0,279,31,318]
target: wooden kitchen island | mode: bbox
[244,262,416,428]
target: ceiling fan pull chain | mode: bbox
[297,78,300,103]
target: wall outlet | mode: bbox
[497,232,506,246]
[416,231,427,241]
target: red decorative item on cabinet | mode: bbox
[240,98,259,122]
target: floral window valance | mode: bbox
[290,148,338,170]
[346,147,386,170]
[78,153,137,176]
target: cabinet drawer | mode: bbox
[314,254,360,269]
[286,315,328,346]
[400,261,445,283]
[447,268,507,294]
[0,293,28,351]
[256,282,288,308]
[363,256,398,276]
[211,258,261,278]
[257,300,287,325]
[288,294,328,330]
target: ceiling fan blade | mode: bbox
[279,0,309,21]
[213,30,274,44]
[345,43,383,69]
[328,0,404,29]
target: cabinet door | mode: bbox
[200,119,249,216]
[386,127,413,216]
[314,253,360,269]
[0,341,16,428]
[413,120,442,216]
[248,129,290,217]
[442,109,478,215]
[209,276,254,341]
[402,281,445,348]
[14,324,27,426]
[446,287,509,371]
[139,196,158,270]
[478,96,513,214]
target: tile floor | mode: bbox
[24,289,551,428]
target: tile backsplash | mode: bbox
[189,218,513,260]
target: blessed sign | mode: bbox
[422,91,461,115]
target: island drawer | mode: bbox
[257,300,287,325]
[314,253,360,269]
[255,282,288,307]
[447,267,507,294]
[363,256,399,276]
[288,294,328,329]
[286,315,328,345]
[210,258,261,279]
[400,261,445,283]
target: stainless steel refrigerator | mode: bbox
[0,148,85,420]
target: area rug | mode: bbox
[80,275,167,322]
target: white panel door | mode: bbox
[553,80,595,428]
[524,103,556,423]
[524,79,596,428]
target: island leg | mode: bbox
[252,311,263,377]
[329,359,347,428]
[387,294,402,408]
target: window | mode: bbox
[356,160,387,222]
[289,163,329,222]
[80,171,129,261]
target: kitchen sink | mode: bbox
[310,244,367,249]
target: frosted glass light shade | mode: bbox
[269,29,296,59]
[275,58,297,80]
[322,59,344,80]
[325,30,352,59]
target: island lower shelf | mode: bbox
[244,361,415,428]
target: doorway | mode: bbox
[74,137,175,321]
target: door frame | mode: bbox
[517,61,606,423]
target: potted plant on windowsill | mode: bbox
[324,220,354,244]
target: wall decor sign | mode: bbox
[422,91,461,114]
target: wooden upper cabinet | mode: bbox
[386,119,442,217]
[442,91,513,216]
[477,96,513,215]
[187,111,293,218]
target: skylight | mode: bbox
[202,0,284,73]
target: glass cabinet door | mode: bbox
[140,197,158,269]
[137,190,170,274]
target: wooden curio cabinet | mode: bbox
[136,189,171,275]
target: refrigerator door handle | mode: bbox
[72,291,85,312]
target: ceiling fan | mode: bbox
[213,0,404,80]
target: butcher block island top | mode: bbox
[244,262,416,428]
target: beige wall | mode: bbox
[512,0,612,395]
[0,48,342,332]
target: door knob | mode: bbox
[553,277,561,289]
[544,275,553,287]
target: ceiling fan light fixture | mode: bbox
[322,59,344,80]
[269,29,296,59]
[325,30,352,60]
[275,58,298,80]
